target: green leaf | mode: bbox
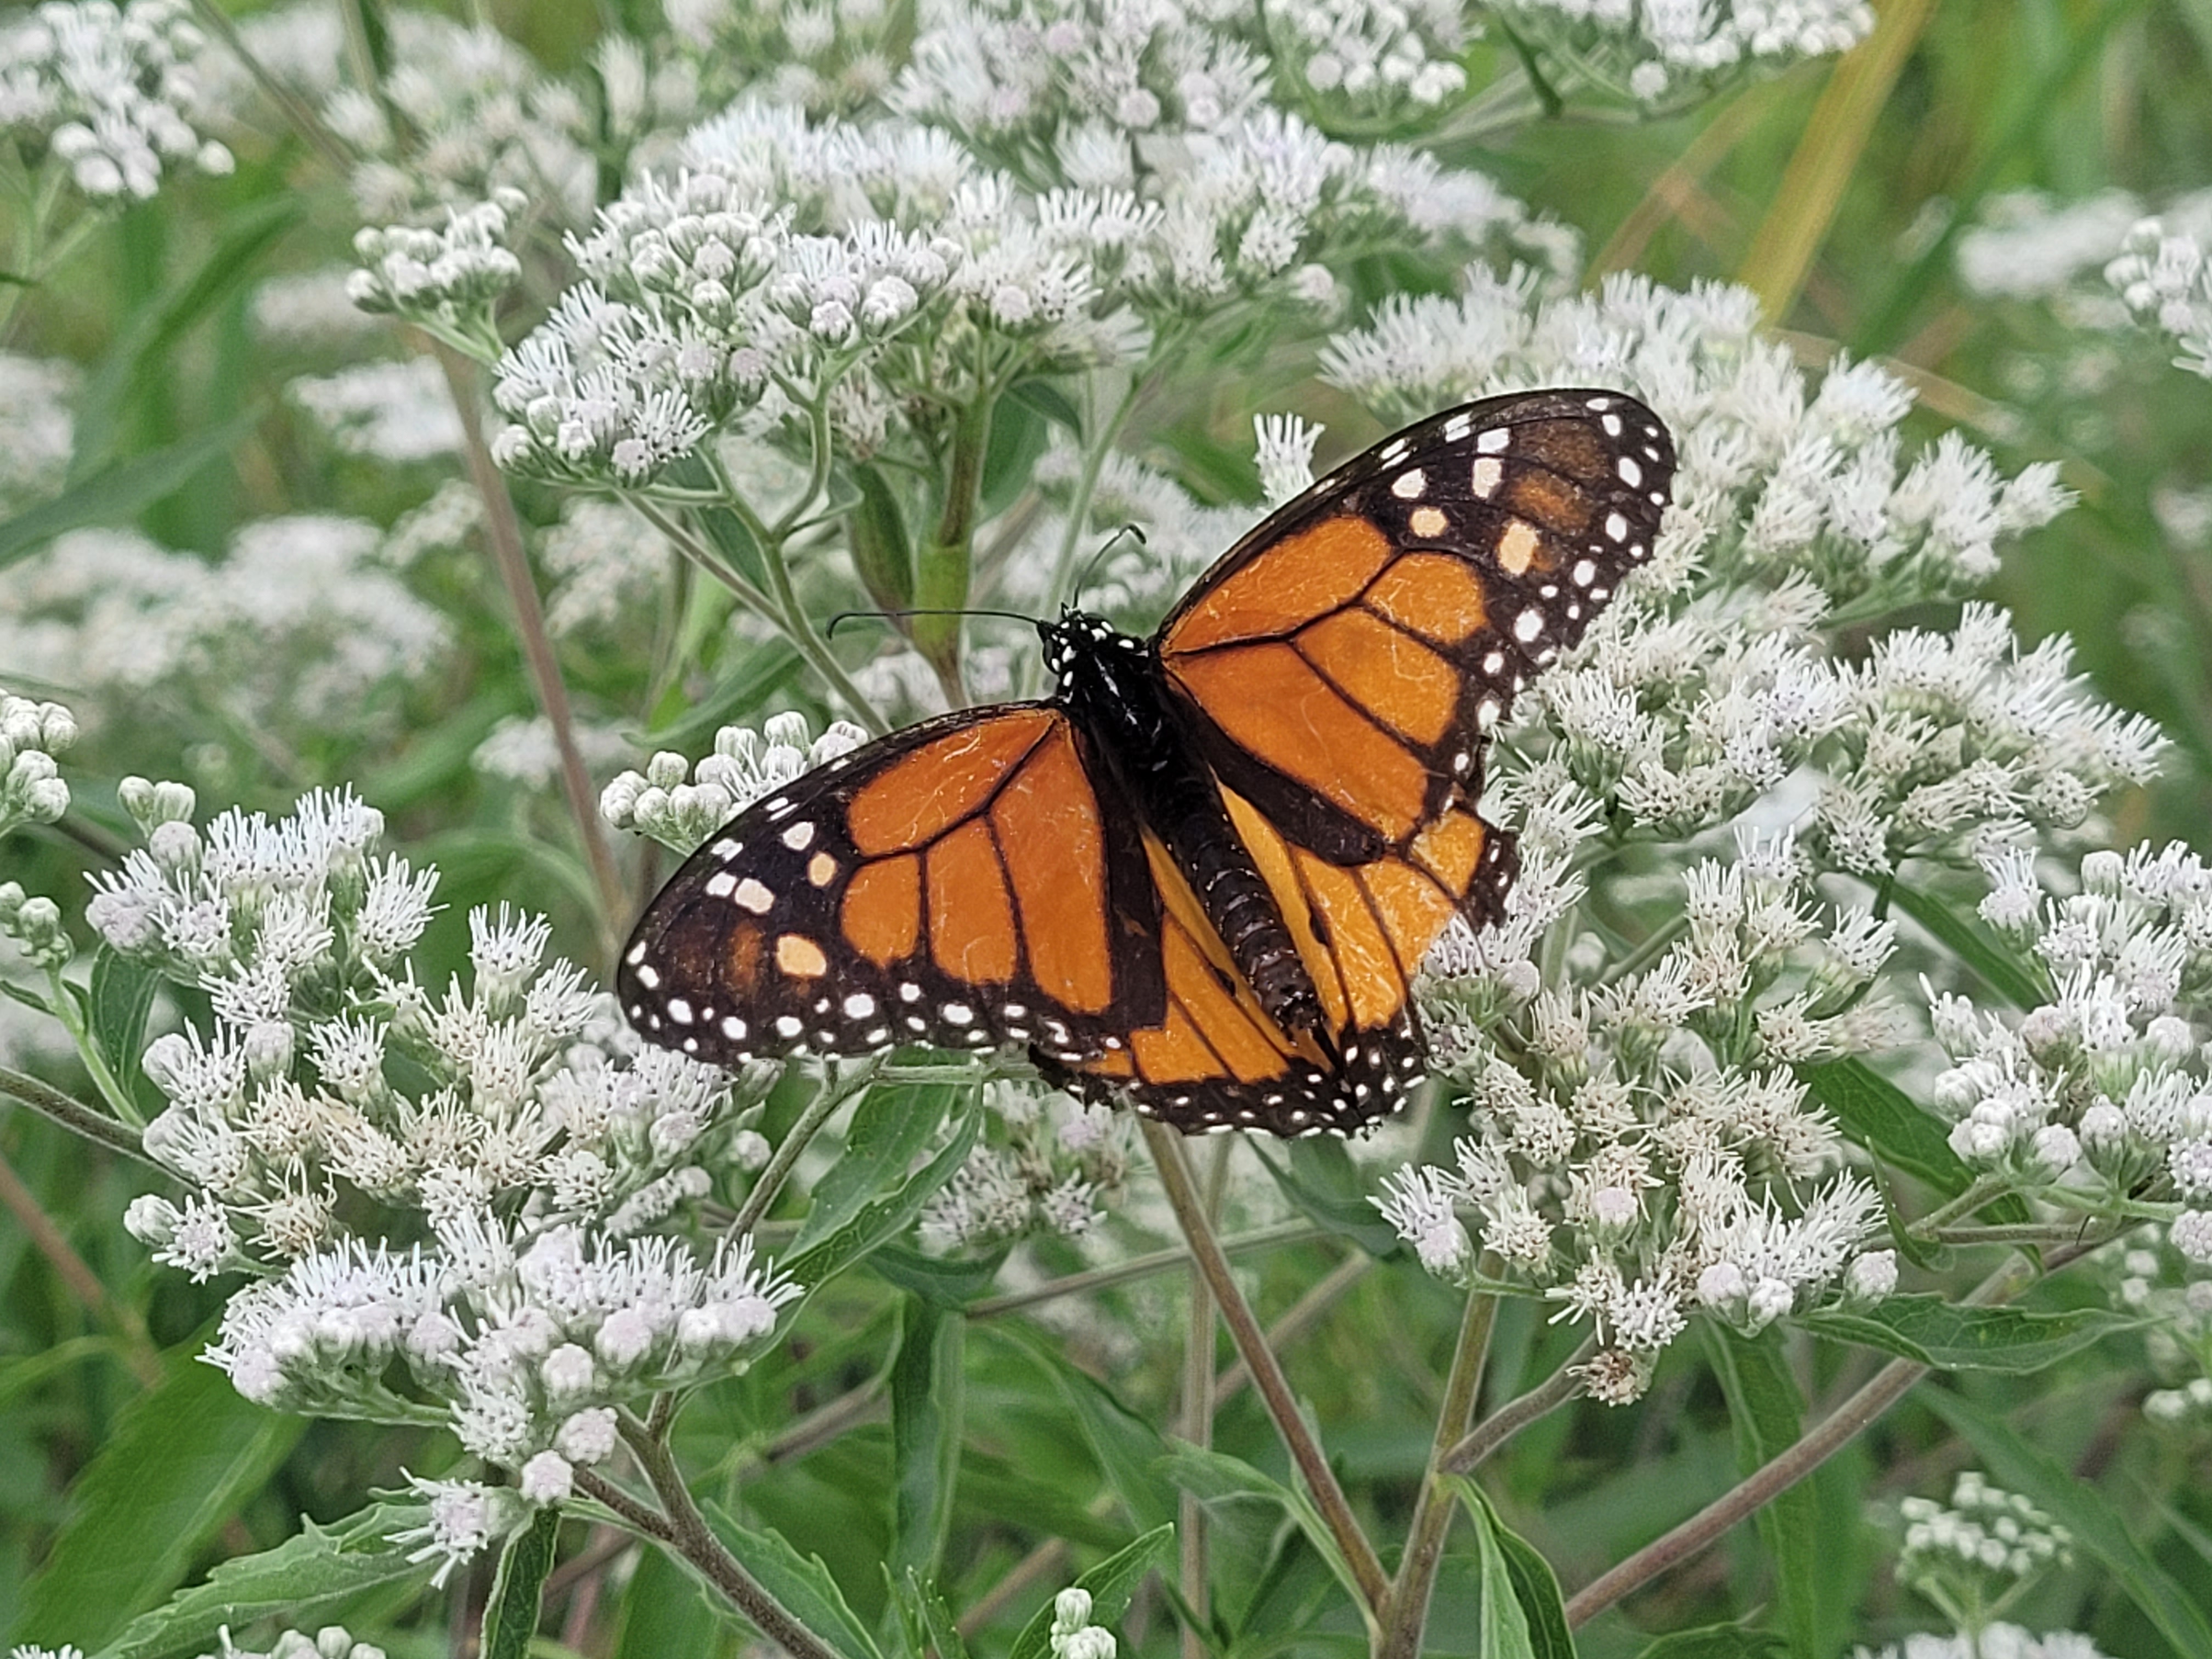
[1886,881,2044,1011]
[0,411,266,571]
[479,1505,561,1659]
[97,1502,432,1659]
[1006,1522,1174,1659]
[87,946,162,1116]
[1633,1624,1790,1658]
[1005,377,1083,435]
[794,1084,956,1254]
[867,1240,1009,1308]
[888,1299,966,1586]
[1920,1389,2212,1657]
[781,1103,979,1296]
[645,640,804,749]
[1796,1059,1973,1197]
[991,1325,1177,1529]
[849,462,916,612]
[1157,1444,1366,1619]
[980,396,1051,520]
[1803,1294,2133,1374]
[1443,1477,1572,1659]
[613,1541,726,1659]
[702,1502,885,1659]
[1701,1328,1815,1659]
[13,1348,304,1650]
[1249,1137,1402,1257]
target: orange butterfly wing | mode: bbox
[619,705,1166,1066]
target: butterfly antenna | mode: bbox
[1070,523,1147,610]
[826,605,1043,640]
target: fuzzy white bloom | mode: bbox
[288,360,466,462]
[1488,0,1872,100]
[1852,1630,2112,1659]
[1893,1474,2074,1634]
[919,1087,1129,1252]
[0,354,80,515]
[1048,1584,1118,1659]
[349,190,528,332]
[1253,412,1323,506]
[0,0,234,204]
[2108,217,2212,380]
[391,1475,523,1588]
[0,691,78,837]
[603,710,872,853]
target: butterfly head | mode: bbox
[1039,607,1144,688]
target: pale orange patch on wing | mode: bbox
[847,710,1058,855]
[1365,552,1488,646]
[1292,850,1405,1030]
[992,725,1114,1014]
[724,923,766,994]
[840,854,920,967]
[1504,466,1590,535]
[926,820,1017,983]
[1359,861,1455,977]
[1165,517,1395,653]
[1220,787,1348,1031]
[1169,644,1426,840]
[1296,608,1459,747]
[1409,808,1488,894]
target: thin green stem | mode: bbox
[1379,1274,1500,1659]
[1907,1173,2012,1242]
[1142,1121,1391,1617]
[38,969,144,1127]
[0,1065,154,1166]
[433,342,628,958]
[1176,1141,1232,1659]
[966,1222,1329,1318]
[188,0,354,174]
[1437,1336,1596,1475]
[729,1059,882,1238]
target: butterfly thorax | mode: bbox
[1042,610,1328,1048]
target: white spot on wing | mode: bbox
[1391,469,1426,500]
[734,877,775,913]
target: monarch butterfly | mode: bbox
[620,388,1675,1136]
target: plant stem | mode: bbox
[0,1065,157,1167]
[612,1420,848,1659]
[1210,1252,1371,1406]
[0,1149,162,1386]
[1563,1246,2085,1626]
[1378,1276,1500,1659]
[966,1222,1328,1317]
[432,342,628,958]
[1142,1120,1391,1616]
[1438,1337,1596,1474]
[728,1059,880,1238]
[1176,1140,1231,1659]
[1908,1173,2012,1241]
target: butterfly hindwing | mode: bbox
[619,705,1166,1067]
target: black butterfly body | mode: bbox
[619,388,1675,1135]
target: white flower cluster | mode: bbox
[0,691,77,840]
[1928,843,2212,1238]
[536,500,679,639]
[603,710,872,854]
[1898,1473,2072,1612]
[0,354,79,516]
[0,518,449,735]
[348,189,528,341]
[472,715,635,792]
[663,0,895,115]
[1853,1630,2110,1659]
[0,0,234,202]
[204,1628,386,1659]
[1046,1586,1118,1659]
[86,785,793,1492]
[2107,218,2212,381]
[1488,0,1874,104]
[1382,827,1895,1403]
[252,268,390,352]
[1269,0,1466,111]
[2112,1242,2212,1426]
[392,1474,526,1588]
[287,360,466,463]
[919,1085,1132,1253]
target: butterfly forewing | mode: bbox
[618,705,1166,1067]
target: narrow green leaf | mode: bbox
[1702,1329,1814,1659]
[1249,1137,1402,1257]
[867,1240,1009,1308]
[87,947,162,1115]
[889,1299,966,1585]
[1633,1625,1790,1658]
[613,1541,725,1659]
[1442,1478,1572,1659]
[993,1325,1177,1528]
[782,1104,980,1295]
[900,1566,970,1659]
[645,640,803,748]
[1005,377,1083,434]
[1796,1059,1972,1195]
[1156,1444,1364,1617]
[849,463,916,612]
[13,1350,303,1650]
[1886,882,2044,1011]
[794,1084,955,1254]
[1921,1389,2212,1657]
[1803,1294,2132,1374]
[980,396,1051,520]
[702,1501,885,1659]
[0,411,265,571]
[98,1502,432,1659]
[1006,1522,1174,1659]
[479,1505,561,1659]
